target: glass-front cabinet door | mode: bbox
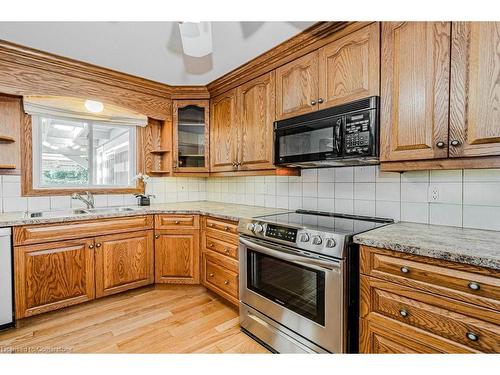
[173,100,210,172]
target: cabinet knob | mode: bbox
[208,243,214,248]
[209,273,214,277]
[466,332,479,342]
[468,282,480,291]
[96,243,101,248]
[224,248,229,254]
[317,98,324,104]
[208,223,214,228]
[310,100,317,106]
[155,234,160,239]
[450,139,461,147]
[224,280,230,285]
[400,266,410,274]
[224,226,230,231]
[174,220,180,224]
[399,309,409,317]
[436,141,445,148]
[88,244,94,249]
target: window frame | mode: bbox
[21,114,145,196]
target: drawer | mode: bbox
[204,235,238,260]
[360,246,500,312]
[360,317,477,354]
[155,214,199,230]
[361,276,500,353]
[204,257,238,298]
[203,216,238,244]
[14,215,154,246]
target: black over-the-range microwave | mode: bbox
[273,96,379,168]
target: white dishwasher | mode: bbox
[0,227,13,329]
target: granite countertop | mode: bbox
[0,201,290,228]
[354,222,500,271]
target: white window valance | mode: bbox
[23,96,148,127]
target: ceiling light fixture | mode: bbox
[84,99,104,113]
[178,21,213,57]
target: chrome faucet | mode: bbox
[71,191,95,209]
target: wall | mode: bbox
[1,166,499,232]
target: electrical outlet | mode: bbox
[428,185,440,202]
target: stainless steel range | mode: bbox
[238,210,393,354]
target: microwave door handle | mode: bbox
[239,237,340,271]
[334,119,342,154]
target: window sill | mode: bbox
[21,186,144,197]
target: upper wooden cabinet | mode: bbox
[319,22,380,109]
[0,94,22,171]
[14,238,95,319]
[210,89,238,172]
[172,99,210,173]
[449,22,500,158]
[276,51,319,120]
[237,72,276,170]
[380,22,451,162]
[276,23,380,121]
[94,230,154,298]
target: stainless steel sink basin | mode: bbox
[25,207,140,218]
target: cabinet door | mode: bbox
[237,72,276,170]
[155,230,200,284]
[210,90,238,172]
[94,230,154,298]
[380,22,451,161]
[275,51,319,120]
[0,95,22,170]
[14,238,95,319]
[450,22,500,157]
[318,23,380,109]
[173,99,210,172]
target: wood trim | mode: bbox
[207,22,370,97]
[172,99,210,173]
[380,156,500,172]
[209,167,300,177]
[171,86,210,100]
[20,113,145,196]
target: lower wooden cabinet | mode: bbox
[154,215,200,284]
[14,238,95,319]
[359,245,500,353]
[95,230,154,298]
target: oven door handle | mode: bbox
[239,237,341,271]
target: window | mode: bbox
[32,116,136,189]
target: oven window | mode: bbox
[247,250,325,325]
[278,125,334,158]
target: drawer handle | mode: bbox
[224,226,230,231]
[209,273,214,277]
[155,234,160,239]
[96,243,101,248]
[224,248,229,254]
[399,309,409,318]
[466,332,479,342]
[468,282,480,291]
[88,244,94,249]
[400,266,410,274]
[224,280,230,285]
[208,223,214,227]
[174,220,180,224]
[208,243,214,248]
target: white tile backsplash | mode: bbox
[2,167,500,231]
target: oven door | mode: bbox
[274,116,343,165]
[239,236,346,353]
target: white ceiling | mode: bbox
[0,22,315,85]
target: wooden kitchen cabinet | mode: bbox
[209,89,238,172]
[0,94,22,171]
[14,238,95,319]
[449,22,500,158]
[94,230,154,298]
[154,215,200,284]
[275,50,319,120]
[380,22,451,162]
[359,246,500,353]
[318,22,380,109]
[237,72,276,170]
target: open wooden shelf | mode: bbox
[149,149,171,154]
[0,135,15,143]
[148,169,171,174]
[0,164,16,169]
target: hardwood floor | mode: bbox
[0,285,270,354]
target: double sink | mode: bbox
[25,206,142,219]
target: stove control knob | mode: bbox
[246,223,255,232]
[254,223,264,233]
[311,235,323,245]
[325,238,336,248]
[299,233,310,242]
